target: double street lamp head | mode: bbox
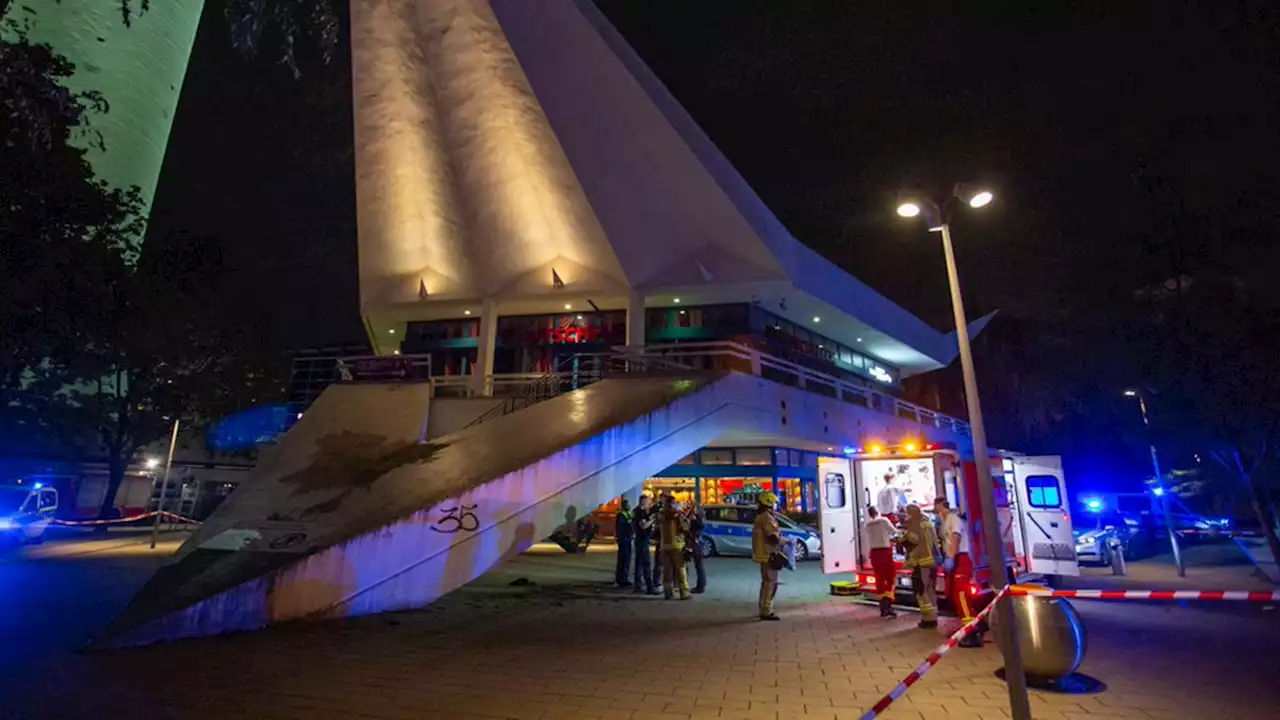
[895,184,994,230]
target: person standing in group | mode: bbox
[901,503,940,628]
[752,491,783,621]
[685,501,707,594]
[862,505,899,618]
[651,494,668,590]
[876,473,907,524]
[658,495,692,600]
[934,498,981,646]
[614,498,634,588]
[632,494,658,595]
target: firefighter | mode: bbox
[901,503,939,629]
[752,491,783,621]
[615,498,634,587]
[934,498,981,647]
[863,505,898,617]
[658,496,692,600]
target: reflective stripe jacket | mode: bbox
[752,510,780,563]
[659,510,689,551]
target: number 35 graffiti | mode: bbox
[431,504,480,534]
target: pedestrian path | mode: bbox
[3,546,1279,719]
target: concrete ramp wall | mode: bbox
[100,375,764,646]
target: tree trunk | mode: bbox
[98,453,127,520]
[1247,489,1280,571]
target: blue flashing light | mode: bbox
[1151,486,1165,497]
[842,446,858,456]
[208,404,291,451]
[1085,498,1103,512]
[33,482,43,490]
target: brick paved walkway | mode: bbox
[3,545,1279,719]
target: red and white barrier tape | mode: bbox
[52,511,200,527]
[1008,587,1280,602]
[858,588,1006,720]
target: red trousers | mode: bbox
[869,547,896,599]
[945,552,975,621]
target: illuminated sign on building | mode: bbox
[546,326,601,344]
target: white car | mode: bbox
[0,484,59,545]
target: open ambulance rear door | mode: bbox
[817,456,858,575]
[1008,456,1078,577]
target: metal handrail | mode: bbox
[431,341,968,436]
[617,341,970,435]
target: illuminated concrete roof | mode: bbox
[353,0,976,374]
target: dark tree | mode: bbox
[0,20,142,454]
[57,230,287,517]
[1,18,287,515]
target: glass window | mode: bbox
[823,472,848,509]
[675,453,696,465]
[735,448,771,466]
[39,491,56,509]
[776,477,802,513]
[699,449,734,465]
[1026,475,1063,508]
[774,448,791,466]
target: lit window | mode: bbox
[1026,476,1062,508]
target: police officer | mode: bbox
[615,498,634,587]
[685,501,707,594]
[632,494,658,595]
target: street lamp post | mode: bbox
[897,185,1031,720]
[150,418,180,550]
[1124,389,1185,577]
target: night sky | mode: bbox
[147,1,1280,352]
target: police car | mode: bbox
[0,483,59,545]
[698,504,822,561]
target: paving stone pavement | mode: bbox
[3,545,1279,719]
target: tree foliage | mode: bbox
[1,20,143,450]
[1,20,286,515]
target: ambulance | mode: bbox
[817,443,1078,603]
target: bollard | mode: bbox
[1108,538,1127,576]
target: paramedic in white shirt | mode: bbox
[934,498,981,647]
[876,473,907,521]
[862,506,899,618]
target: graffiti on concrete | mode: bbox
[431,503,480,534]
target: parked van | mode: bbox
[0,484,59,545]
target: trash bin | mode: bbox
[991,588,1087,681]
